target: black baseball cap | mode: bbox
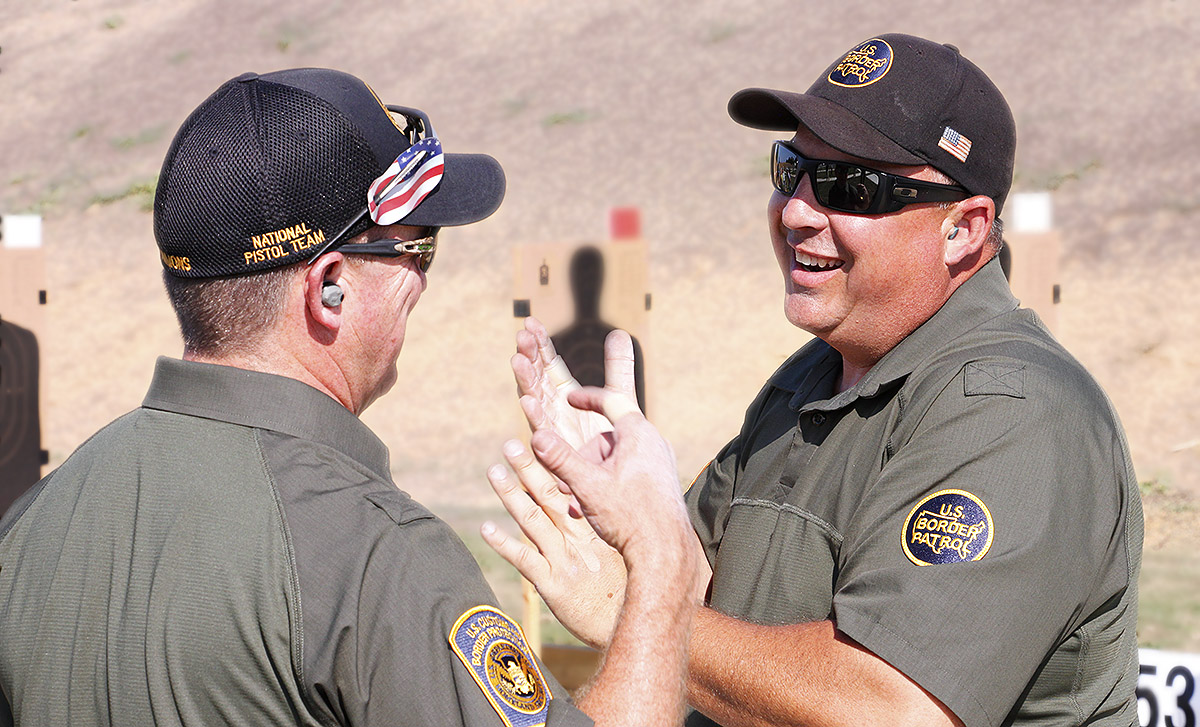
[154,68,505,278]
[729,34,1016,216]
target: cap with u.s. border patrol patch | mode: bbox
[449,606,550,727]
[902,489,994,566]
[728,33,1016,217]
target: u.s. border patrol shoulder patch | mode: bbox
[902,489,994,566]
[828,38,894,87]
[450,606,550,727]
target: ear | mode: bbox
[941,195,995,270]
[305,252,345,334]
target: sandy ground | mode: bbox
[2,0,1197,570]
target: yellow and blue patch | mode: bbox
[450,606,550,727]
[828,38,894,88]
[902,489,994,566]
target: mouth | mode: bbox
[794,249,844,273]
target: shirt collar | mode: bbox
[141,357,392,482]
[779,256,1019,411]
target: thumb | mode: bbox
[602,329,638,404]
[566,387,642,426]
[529,429,601,496]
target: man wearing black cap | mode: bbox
[0,68,699,726]
[489,35,1142,727]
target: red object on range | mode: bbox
[609,207,640,240]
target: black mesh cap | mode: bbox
[729,34,1016,216]
[154,68,505,278]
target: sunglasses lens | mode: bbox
[418,231,438,273]
[772,143,800,196]
[814,162,880,213]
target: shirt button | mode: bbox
[811,412,826,426]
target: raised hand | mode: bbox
[482,438,626,649]
[528,388,687,557]
[512,317,638,463]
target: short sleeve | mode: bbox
[685,437,741,570]
[284,479,591,727]
[831,359,1134,727]
[354,515,590,726]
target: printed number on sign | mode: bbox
[1139,649,1200,727]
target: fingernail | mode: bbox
[481,521,495,536]
[487,464,506,480]
[503,439,524,457]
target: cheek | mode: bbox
[767,190,787,219]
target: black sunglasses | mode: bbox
[337,230,439,273]
[771,140,970,215]
[307,105,439,265]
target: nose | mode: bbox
[777,178,826,231]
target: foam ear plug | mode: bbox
[321,282,343,307]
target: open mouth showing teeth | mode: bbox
[795,250,844,273]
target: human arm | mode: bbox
[483,388,702,726]
[686,610,962,727]
[683,341,1139,727]
[496,317,710,648]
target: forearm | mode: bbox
[577,540,698,726]
[686,608,961,727]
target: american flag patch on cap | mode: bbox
[938,126,972,163]
[368,137,445,225]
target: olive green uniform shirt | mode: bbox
[0,358,589,727]
[685,259,1142,727]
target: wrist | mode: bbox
[622,529,698,580]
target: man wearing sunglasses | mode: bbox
[491,34,1141,727]
[0,68,699,727]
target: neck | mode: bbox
[836,361,870,393]
[184,343,361,414]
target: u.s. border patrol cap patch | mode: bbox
[902,489,994,566]
[450,606,550,727]
[828,38,894,87]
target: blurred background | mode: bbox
[1,0,1197,650]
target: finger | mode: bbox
[527,317,560,368]
[518,322,565,401]
[480,520,550,584]
[515,328,539,365]
[602,329,638,403]
[529,429,603,499]
[486,461,563,556]
[519,395,550,434]
[566,387,642,425]
[503,439,572,520]
[502,441,606,573]
[548,359,580,394]
[511,352,539,398]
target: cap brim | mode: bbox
[401,152,506,228]
[728,87,924,166]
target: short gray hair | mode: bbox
[162,263,301,357]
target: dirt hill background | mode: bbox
[2,0,1198,642]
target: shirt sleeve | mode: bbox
[296,487,591,727]
[685,436,741,571]
[831,356,1135,727]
